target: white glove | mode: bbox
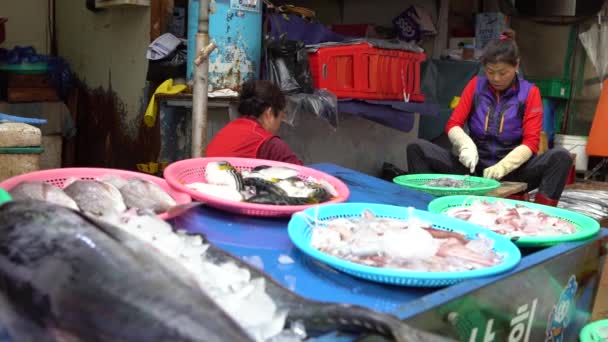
[483,145,533,180]
[448,126,478,173]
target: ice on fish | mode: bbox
[9,181,79,211]
[106,208,288,341]
[445,200,577,237]
[243,255,265,270]
[278,254,294,265]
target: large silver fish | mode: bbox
[0,200,253,342]
[557,189,608,220]
[8,181,79,211]
[63,180,127,217]
[118,177,177,213]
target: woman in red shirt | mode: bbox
[406,30,571,206]
[206,80,303,165]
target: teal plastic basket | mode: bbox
[0,189,11,205]
[288,203,521,287]
[393,174,500,197]
[428,195,601,247]
[580,319,608,342]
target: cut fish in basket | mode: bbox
[428,195,601,247]
[288,203,521,287]
[163,157,350,217]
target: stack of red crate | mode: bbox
[308,43,426,102]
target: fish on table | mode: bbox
[188,161,337,206]
[8,181,79,211]
[7,173,180,216]
[0,200,252,342]
[0,200,454,342]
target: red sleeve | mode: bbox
[257,137,303,165]
[521,86,543,153]
[445,76,478,133]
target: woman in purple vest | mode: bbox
[407,30,571,206]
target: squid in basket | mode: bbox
[301,206,505,273]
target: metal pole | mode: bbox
[191,0,211,158]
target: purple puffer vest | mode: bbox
[468,76,532,167]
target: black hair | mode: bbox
[238,80,286,118]
[481,29,520,66]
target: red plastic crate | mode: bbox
[308,43,426,102]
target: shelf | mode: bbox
[95,0,150,8]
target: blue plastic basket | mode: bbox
[288,203,522,287]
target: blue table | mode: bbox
[172,163,606,340]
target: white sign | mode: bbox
[230,0,260,13]
[467,299,538,342]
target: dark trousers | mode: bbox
[406,139,572,200]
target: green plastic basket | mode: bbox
[580,319,608,342]
[393,174,501,197]
[428,195,601,247]
[0,189,11,205]
[0,147,44,154]
[528,78,572,99]
[0,62,48,74]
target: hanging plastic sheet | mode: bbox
[284,90,338,130]
[580,21,608,86]
[418,59,481,141]
[264,35,314,94]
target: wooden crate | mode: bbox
[7,74,53,88]
[7,87,59,103]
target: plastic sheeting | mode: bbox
[285,90,338,129]
[264,35,314,94]
[418,59,482,141]
[580,22,608,85]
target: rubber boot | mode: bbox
[535,193,559,207]
[507,192,530,202]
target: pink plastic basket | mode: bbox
[163,157,351,217]
[0,167,192,220]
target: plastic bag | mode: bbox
[264,34,314,94]
[284,90,338,129]
[579,22,608,85]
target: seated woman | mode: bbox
[206,80,303,165]
[406,30,571,206]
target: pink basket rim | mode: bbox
[163,157,351,216]
[0,167,192,220]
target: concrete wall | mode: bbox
[280,113,418,175]
[0,0,49,53]
[512,17,602,137]
[55,1,150,136]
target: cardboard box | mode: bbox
[475,12,508,49]
[449,37,475,49]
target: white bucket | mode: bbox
[554,134,589,171]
